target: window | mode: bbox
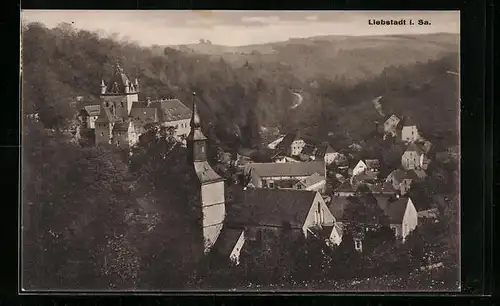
[354,239,362,252]
[256,230,263,241]
[269,181,275,189]
[105,102,108,107]
[201,146,205,153]
[297,184,302,190]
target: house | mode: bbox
[149,99,192,139]
[211,228,246,266]
[299,143,317,161]
[417,208,439,223]
[376,197,418,242]
[308,223,343,246]
[227,188,336,241]
[328,195,386,252]
[334,181,357,197]
[315,143,338,165]
[385,169,424,195]
[245,161,325,189]
[369,181,397,196]
[402,143,428,170]
[352,159,380,176]
[383,114,401,137]
[277,132,306,157]
[78,105,101,129]
[401,118,421,143]
[267,135,285,150]
[294,173,326,192]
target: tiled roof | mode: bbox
[278,132,300,150]
[328,195,352,220]
[378,197,409,224]
[405,143,424,155]
[228,188,317,228]
[212,227,244,257]
[402,116,418,126]
[364,159,380,169]
[352,171,378,184]
[129,106,158,125]
[274,179,301,189]
[247,161,325,178]
[417,208,439,219]
[149,99,191,122]
[193,161,224,184]
[299,173,324,188]
[300,144,316,156]
[370,182,396,194]
[83,105,101,117]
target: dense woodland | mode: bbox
[22,22,460,290]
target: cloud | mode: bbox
[184,18,220,27]
[305,15,318,21]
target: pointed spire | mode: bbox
[191,92,201,128]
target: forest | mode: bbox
[21,22,460,290]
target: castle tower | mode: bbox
[100,63,139,120]
[187,92,226,254]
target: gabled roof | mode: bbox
[298,173,324,188]
[212,227,244,257]
[378,197,410,223]
[364,159,380,169]
[83,105,101,117]
[228,188,318,228]
[194,161,224,185]
[149,99,191,122]
[315,143,335,157]
[386,169,421,184]
[352,171,378,184]
[247,161,325,178]
[278,132,300,150]
[402,116,418,127]
[384,114,401,123]
[95,106,118,123]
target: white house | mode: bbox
[352,159,380,176]
[245,161,325,189]
[401,125,421,143]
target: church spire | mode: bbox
[191,92,201,128]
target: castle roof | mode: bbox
[193,161,224,185]
[105,64,136,94]
[246,161,325,178]
[149,99,191,122]
[228,188,318,229]
[129,105,158,125]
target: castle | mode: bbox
[84,63,192,148]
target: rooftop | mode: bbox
[194,161,224,185]
[228,188,318,229]
[246,161,325,178]
[149,99,192,122]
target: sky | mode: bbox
[21,10,460,46]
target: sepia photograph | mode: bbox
[21,10,460,292]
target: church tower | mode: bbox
[100,63,139,120]
[188,92,226,254]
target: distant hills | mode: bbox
[22,22,459,149]
[159,33,459,82]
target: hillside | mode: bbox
[164,33,459,82]
[22,22,459,150]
